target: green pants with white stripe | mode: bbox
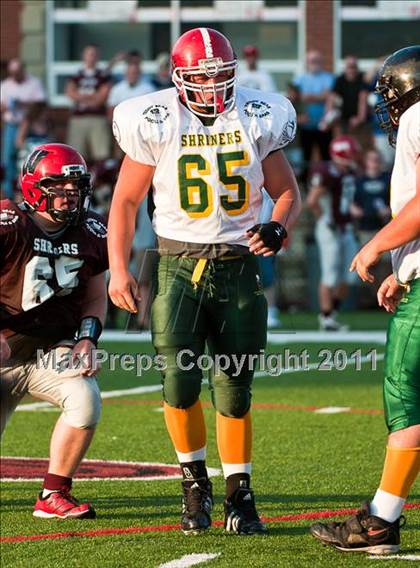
[151,255,267,417]
[384,278,420,432]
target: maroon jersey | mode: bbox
[0,200,108,354]
[309,161,357,227]
[69,68,111,116]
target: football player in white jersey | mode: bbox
[108,28,301,535]
[311,46,420,554]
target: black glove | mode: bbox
[247,221,288,253]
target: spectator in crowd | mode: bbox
[106,49,143,83]
[237,45,277,92]
[285,83,308,177]
[65,44,112,163]
[351,149,391,246]
[16,101,53,177]
[350,149,391,306]
[364,57,395,169]
[150,52,173,91]
[126,50,142,66]
[88,158,121,329]
[258,188,283,328]
[293,51,334,179]
[237,47,279,326]
[0,59,45,199]
[306,135,360,331]
[90,158,119,218]
[106,49,157,328]
[326,55,370,142]
[107,61,154,117]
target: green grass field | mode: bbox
[1,319,419,567]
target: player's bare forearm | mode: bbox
[80,272,107,325]
[108,199,137,272]
[108,155,155,273]
[262,150,302,230]
[368,193,420,255]
[271,188,302,230]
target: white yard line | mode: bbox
[16,384,163,411]
[158,553,221,568]
[313,406,351,414]
[369,555,420,561]
[16,353,384,412]
[102,330,386,344]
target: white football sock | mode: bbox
[222,462,252,478]
[369,488,405,523]
[176,446,206,463]
[42,488,59,498]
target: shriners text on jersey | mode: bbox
[113,86,296,246]
[0,200,108,343]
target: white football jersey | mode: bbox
[390,101,420,283]
[113,86,296,245]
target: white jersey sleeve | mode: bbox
[112,88,176,166]
[390,101,420,283]
[236,88,297,161]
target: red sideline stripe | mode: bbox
[1,504,419,544]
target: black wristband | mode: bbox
[75,316,103,347]
[247,221,288,253]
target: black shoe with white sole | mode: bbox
[181,478,213,535]
[224,486,267,535]
[310,501,404,554]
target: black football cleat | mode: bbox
[181,478,213,535]
[310,501,404,554]
[224,486,267,535]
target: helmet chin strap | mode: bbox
[48,207,76,223]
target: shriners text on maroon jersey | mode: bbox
[0,199,108,348]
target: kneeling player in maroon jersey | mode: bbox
[0,144,108,519]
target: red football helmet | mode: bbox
[329,135,360,167]
[243,45,259,58]
[171,27,237,117]
[20,143,92,224]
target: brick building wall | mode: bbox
[0,0,22,75]
[305,0,335,71]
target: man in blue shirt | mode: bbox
[294,51,334,179]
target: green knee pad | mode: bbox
[210,369,253,418]
[383,279,420,432]
[155,345,204,409]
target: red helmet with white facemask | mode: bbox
[20,143,92,224]
[171,27,237,118]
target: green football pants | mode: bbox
[384,278,420,432]
[151,255,267,417]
